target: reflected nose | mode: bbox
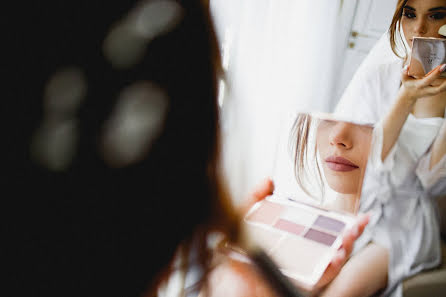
[329,122,353,149]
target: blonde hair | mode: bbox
[290,114,325,201]
[389,0,409,58]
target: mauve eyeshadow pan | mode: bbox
[274,219,305,236]
[313,215,345,233]
[304,229,337,246]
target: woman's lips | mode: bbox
[325,156,359,172]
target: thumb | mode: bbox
[401,64,412,82]
[251,178,274,201]
[239,178,274,215]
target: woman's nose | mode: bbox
[414,18,427,35]
[329,122,353,149]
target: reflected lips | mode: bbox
[325,156,358,172]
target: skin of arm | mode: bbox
[381,64,446,161]
[318,243,388,297]
[430,119,446,169]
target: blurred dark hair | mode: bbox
[5,1,239,296]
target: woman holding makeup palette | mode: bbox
[332,0,446,296]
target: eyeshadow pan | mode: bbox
[244,223,283,251]
[280,206,317,227]
[270,235,329,278]
[313,215,345,233]
[304,229,337,246]
[246,200,283,225]
[274,219,305,236]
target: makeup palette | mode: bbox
[243,195,356,288]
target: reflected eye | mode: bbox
[430,12,446,20]
[403,10,416,19]
[317,119,336,132]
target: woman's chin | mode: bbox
[326,181,358,195]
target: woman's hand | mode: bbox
[238,177,275,216]
[381,64,446,160]
[311,213,370,293]
[430,118,446,169]
[400,63,446,105]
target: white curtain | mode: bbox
[211,0,346,203]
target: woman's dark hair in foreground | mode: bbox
[5,1,239,296]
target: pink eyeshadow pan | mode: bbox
[246,200,284,225]
[274,219,305,236]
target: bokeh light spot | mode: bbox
[101,81,169,167]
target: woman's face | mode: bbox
[401,0,446,48]
[316,120,372,195]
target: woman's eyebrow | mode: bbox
[403,5,415,11]
[403,5,446,12]
[429,6,446,11]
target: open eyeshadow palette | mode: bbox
[243,195,356,288]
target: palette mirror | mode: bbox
[271,112,373,215]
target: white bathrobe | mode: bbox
[335,32,446,297]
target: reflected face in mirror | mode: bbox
[316,120,372,195]
[401,0,446,47]
[291,114,373,214]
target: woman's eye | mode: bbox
[403,11,416,19]
[430,12,446,20]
